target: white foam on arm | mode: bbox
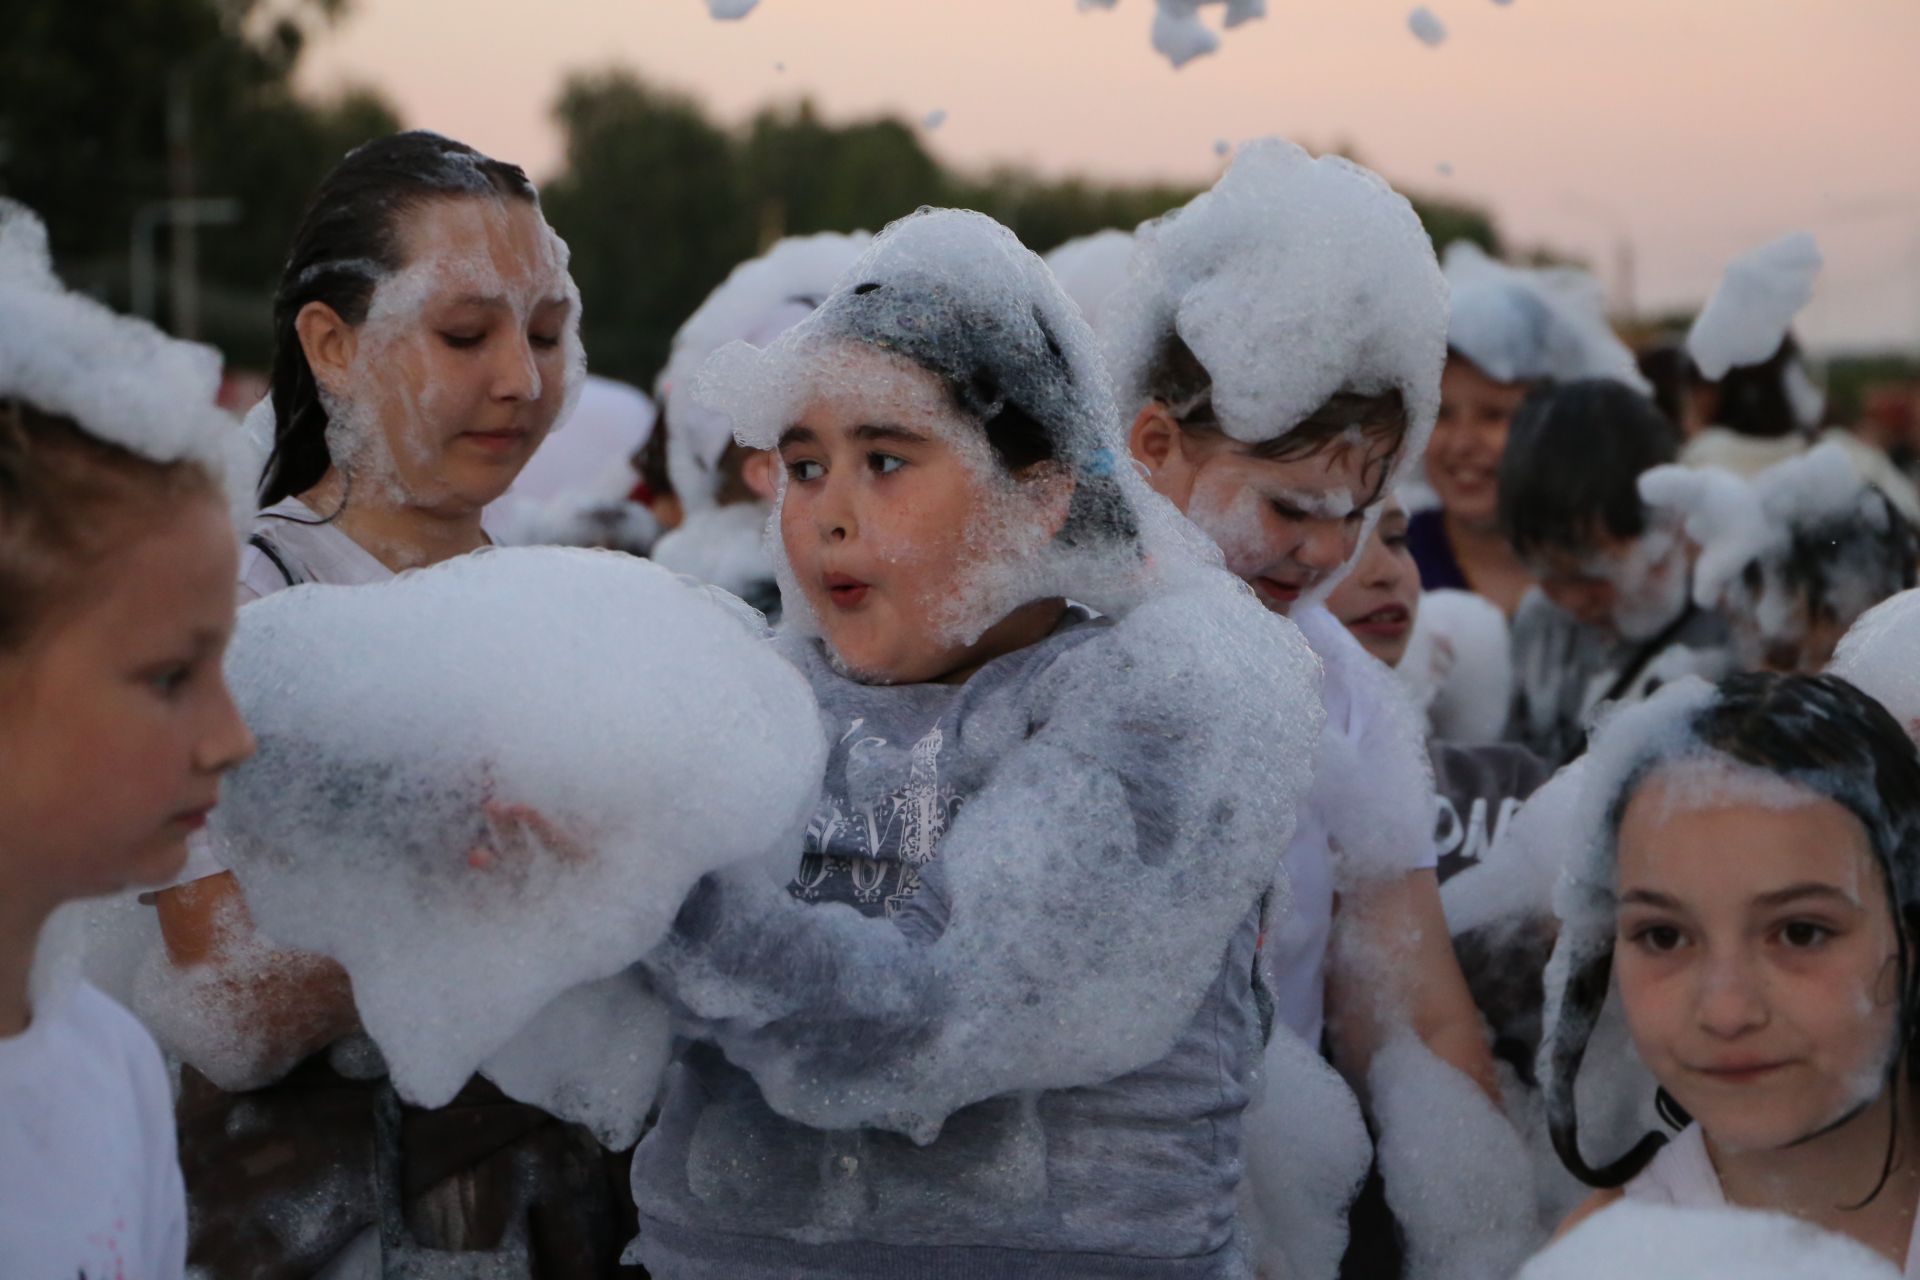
[644,587,1322,1141]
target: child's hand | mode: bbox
[466,800,593,875]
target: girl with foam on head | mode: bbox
[1102,137,1500,1097]
[245,128,583,595]
[0,201,254,1277]
[1541,672,1920,1271]
[627,206,1326,1277]
[144,132,629,1277]
[1411,245,1647,618]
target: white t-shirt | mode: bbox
[1264,605,1441,1045]
[1627,1123,1920,1275]
[0,980,186,1277]
[237,496,396,604]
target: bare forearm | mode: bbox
[1326,868,1501,1106]
[154,872,360,1083]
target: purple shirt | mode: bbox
[1407,507,1470,592]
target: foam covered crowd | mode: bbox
[7,125,1920,1280]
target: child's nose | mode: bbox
[490,333,541,403]
[1694,952,1770,1038]
[814,475,856,543]
[199,681,256,775]
[1296,523,1353,573]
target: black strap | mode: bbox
[1598,601,1698,708]
[248,533,300,589]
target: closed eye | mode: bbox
[441,331,485,351]
[143,661,195,699]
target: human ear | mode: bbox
[295,301,359,398]
[741,448,779,501]
[1127,402,1183,477]
[1019,460,1075,540]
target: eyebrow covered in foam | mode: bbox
[853,424,930,446]
[1266,486,1363,520]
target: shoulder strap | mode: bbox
[247,532,301,589]
[1599,602,1698,709]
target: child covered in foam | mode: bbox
[626,207,1326,1277]
[1539,672,1920,1274]
[0,199,255,1276]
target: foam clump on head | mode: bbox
[1044,228,1136,329]
[698,205,1221,646]
[1521,1202,1899,1280]
[205,547,826,1129]
[0,199,250,514]
[1102,138,1448,484]
[1831,587,1920,740]
[1444,241,1648,391]
[661,231,872,512]
[1642,442,1909,661]
[1687,232,1821,381]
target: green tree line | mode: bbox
[1,0,1502,386]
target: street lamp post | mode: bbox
[129,197,242,329]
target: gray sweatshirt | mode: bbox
[628,612,1278,1278]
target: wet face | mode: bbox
[1431,357,1529,531]
[1528,523,1690,641]
[1129,403,1398,616]
[310,197,576,515]
[1729,589,1851,676]
[777,344,1069,684]
[1614,767,1902,1155]
[1327,501,1420,666]
[0,494,255,908]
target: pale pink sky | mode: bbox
[297,0,1920,352]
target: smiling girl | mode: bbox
[1544,672,1920,1271]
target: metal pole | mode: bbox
[167,69,200,339]
[128,199,242,324]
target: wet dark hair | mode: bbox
[1756,492,1919,664]
[1501,378,1682,559]
[1144,329,1407,494]
[0,399,218,651]
[1636,341,1701,434]
[260,131,539,506]
[1548,672,1920,1193]
[832,264,1139,549]
[1717,334,1811,441]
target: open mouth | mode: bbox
[824,572,871,609]
[1254,576,1303,606]
[171,805,215,832]
[1348,604,1411,638]
[1443,463,1495,485]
